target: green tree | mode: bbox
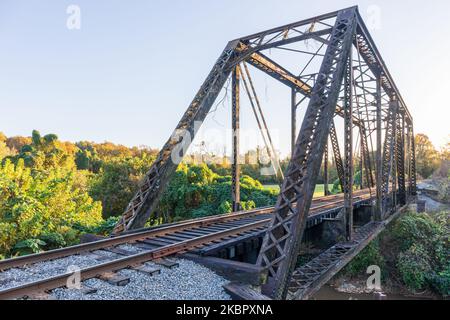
[89,153,156,218]
[0,159,103,256]
[415,134,440,178]
[0,132,13,160]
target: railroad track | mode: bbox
[0,189,373,300]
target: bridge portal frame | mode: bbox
[112,6,416,300]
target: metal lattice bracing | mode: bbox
[409,124,417,195]
[256,8,357,299]
[396,113,406,205]
[113,8,352,234]
[231,66,241,212]
[343,53,354,241]
[360,125,375,188]
[381,100,398,214]
[112,41,240,233]
[329,121,344,190]
[110,7,416,300]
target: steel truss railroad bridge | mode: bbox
[0,6,417,300]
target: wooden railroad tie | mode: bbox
[131,265,161,276]
[99,272,130,286]
[154,258,179,269]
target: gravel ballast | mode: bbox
[0,252,116,291]
[51,258,231,300]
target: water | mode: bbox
[312,285,433,300]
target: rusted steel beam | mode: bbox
[375,76,383,221]
[360,125,375,188]
[323,143,330,196]
[381,100,399,214]
[246,51,364,128]
[343,53,354,241]
[112,41,240,233]
[396,113,406,205]
[329,121,344,191]
[354,12,412,125]
[291,89,297,156]
[232,66,241,212]
[235,8,343,43]
[256,8,358,300]
[232,28,333,66]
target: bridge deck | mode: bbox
[191,189,373,257]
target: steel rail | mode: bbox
[0,220,269,300]
[0,207,270,271]
[0,189,372,272]
[0,190,374,299]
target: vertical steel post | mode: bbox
[410,124,417,195]
[232,65,241,212]
[360,147,364,190]
[291,88,297,156]
[406,124,411,196]
[375,75,383,221]
[324,143,329,196]
[397,113,406,205]
[344,53,354,241]
[391,101,398,210]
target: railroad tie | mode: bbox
[132,265,161,276]
[103,247,136,256]
[99,272,130,286]
[154,258,179,269]
[80,285,97,295]
[23,291,56,300]
[90,253,111,262]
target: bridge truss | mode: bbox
[113,6,416,299]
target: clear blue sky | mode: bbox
[1,0,449,156]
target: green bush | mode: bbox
[397,244,432,290]
[429,263,450,297]
[389,211,449,295]
[344,240,385,277]
[12,239,46,255]
[39,232,67,250]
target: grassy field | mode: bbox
[263,184,330,198]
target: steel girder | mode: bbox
[396,114,406,205]
[409,124,417,195]
[110,9,417,303]
[375,77,383,221]
[329,121,345,190]
[256,8,358,299]
[354,14,412,125]
[381,100,399,214]
[231,66,241,212]
[245,51,365,128]
[323,144,330,196]
[360,125,375,188]
[112,41,240,233]
[112,7,357,233]
[343,53,354,241]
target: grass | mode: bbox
[263,184,331,198]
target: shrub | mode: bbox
[397,244,432,290]
[344,240,385,277]
[12,239,46,256]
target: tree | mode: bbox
[0,159,103,256]
[0,132,13,160]
[5,136,31,153]
[415,134,440,179]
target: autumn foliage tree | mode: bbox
[415,134,440,179]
